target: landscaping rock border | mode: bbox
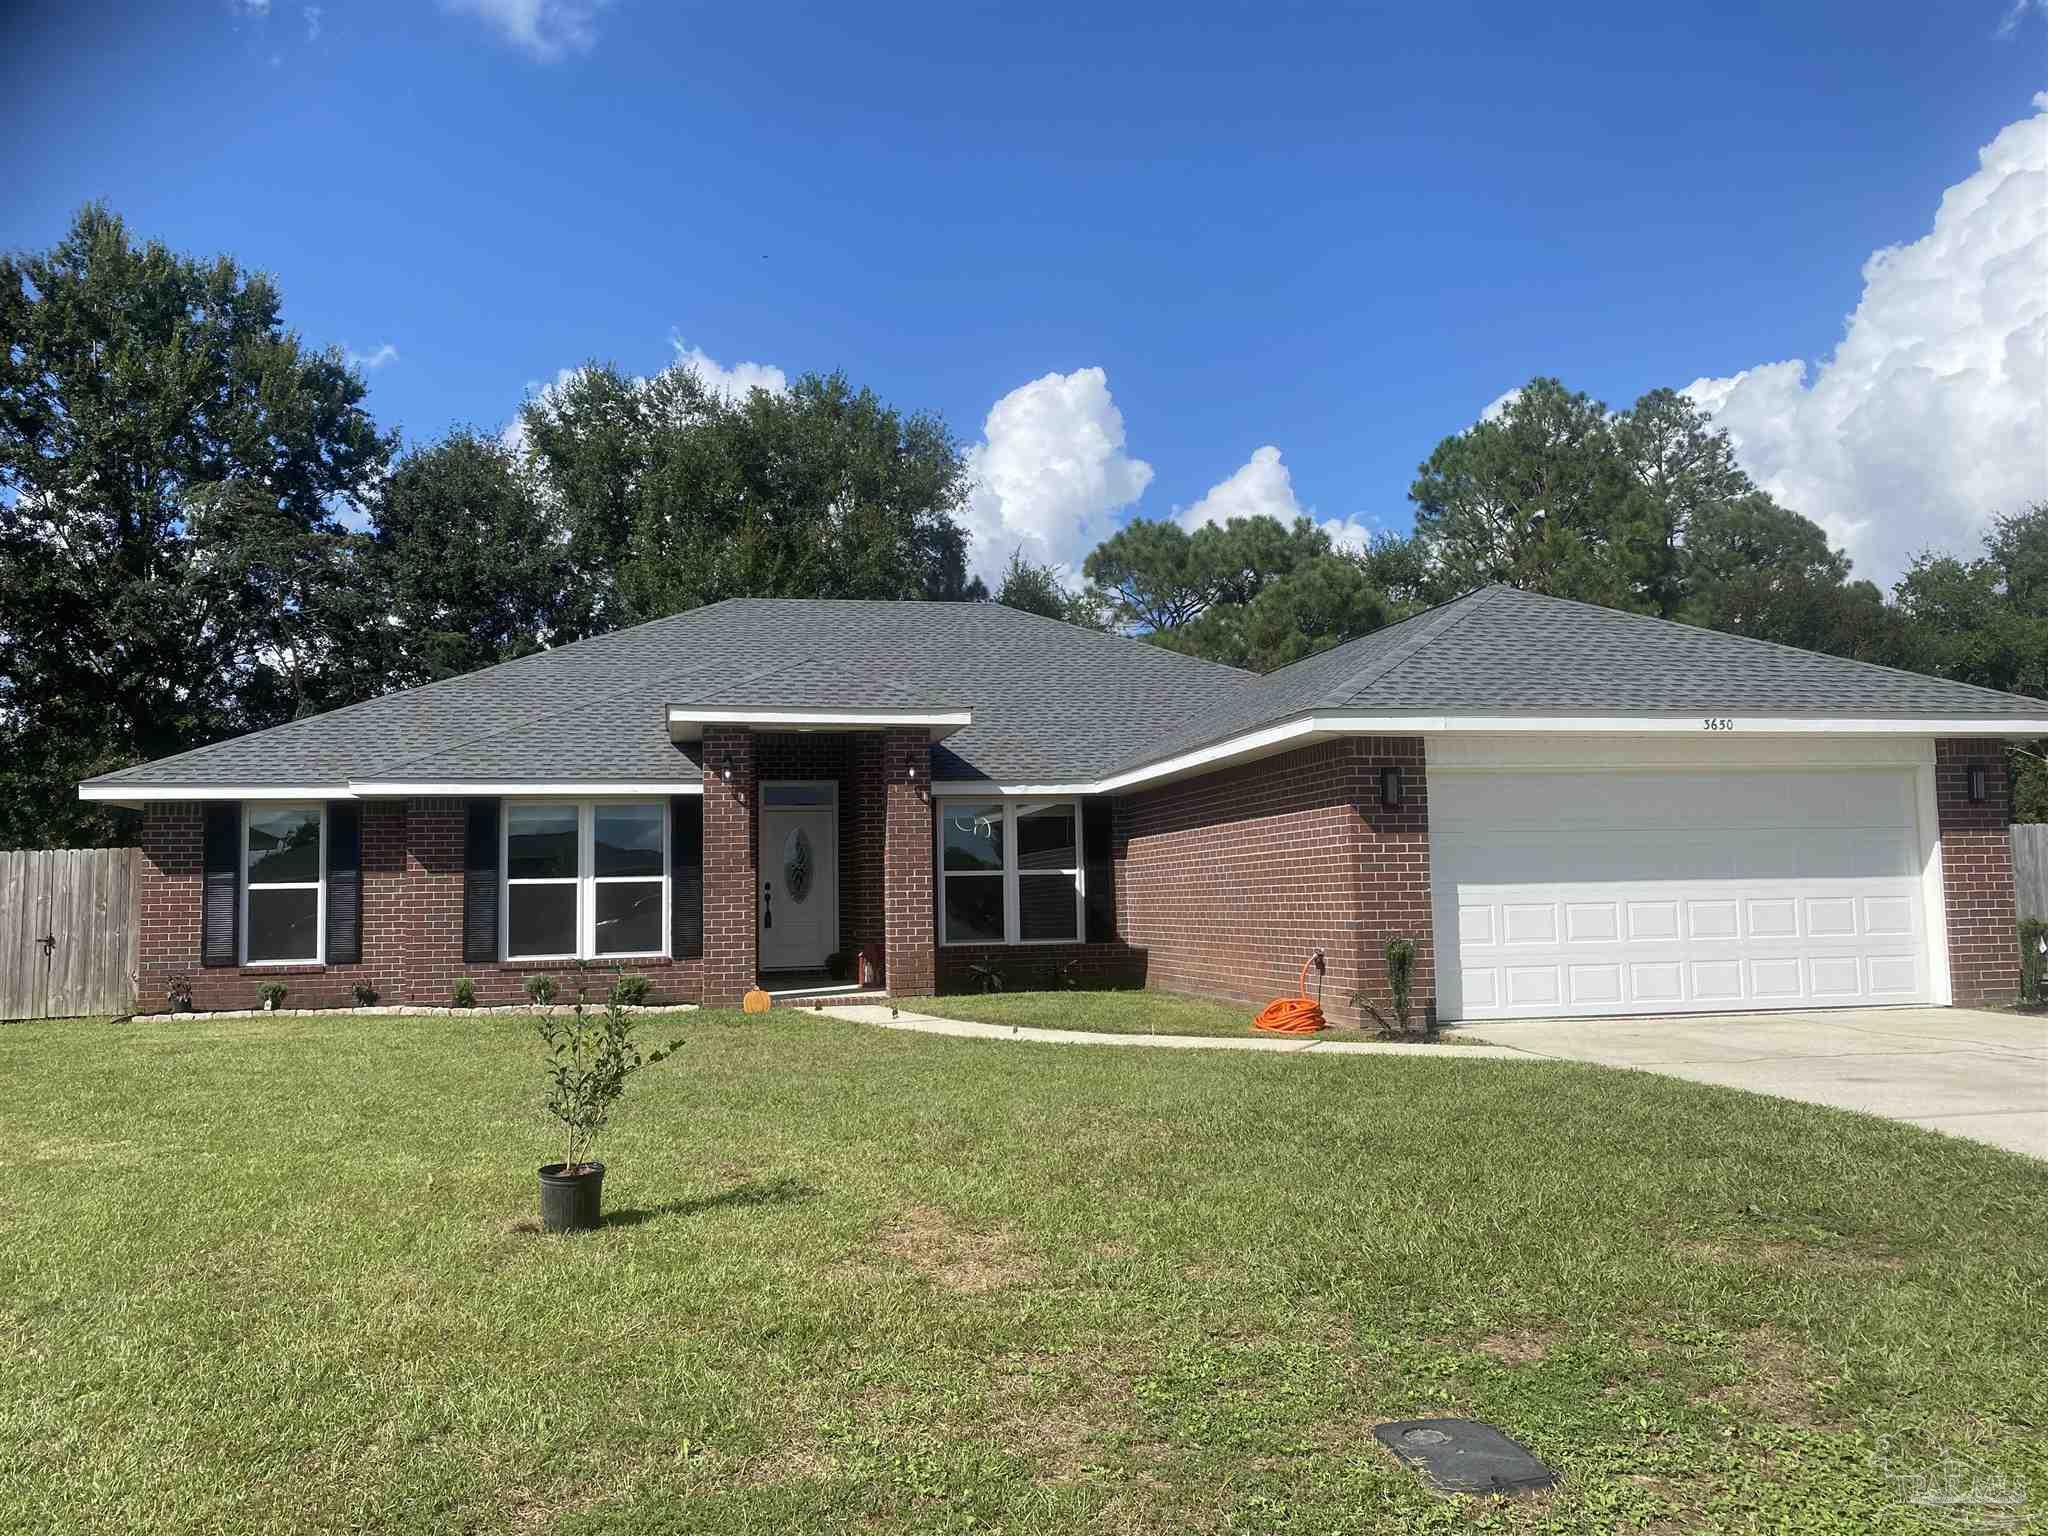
[129,1003,702,1023]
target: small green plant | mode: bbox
[256,982,288,1011]
[1384,938,1418,1034]
[967,961,1005,994]
[537,989,683,1173]
[351,981,378,1008]
[2021,918,2047,1006]
[524,974,559,1007]
[166,975,193,1013]
[824,949,852,982]
[610,973,652,1006]
[452,977,477,1009]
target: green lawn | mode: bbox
[4,1010,2046,1534]
[893,988,1259,1037]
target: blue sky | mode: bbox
[3,1,2043,587]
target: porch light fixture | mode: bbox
[906,758,928,803]
[720,753,733,783]
[1968,762,1988,804]
[1380,765,1404,807]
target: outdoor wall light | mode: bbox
[720,753,733,783]
[1968,762,1988,804]
[1380,765,1404,807]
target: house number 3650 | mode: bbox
[1703,717,1735,731]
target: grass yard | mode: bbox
[4,1010,2047,1535]
[893,988,1260,1037]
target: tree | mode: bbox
[1082,518,1212,633]
[1679,493,1900,659]
[521,366,978,623]
[0,206,393,847]
[1408,377,1640,607]
[991,549,1104,628]
[1610,387,1751,618]
[369,429,571,688]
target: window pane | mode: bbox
[1015,801,1076,870]
[943,875,1004,943]
[762,783,833,806]
[507,804,578,879]
[247,886,319,962]
[508,882,577,956]
[593,803,663,878]
[247,806,321,884]
[594,879,664,955]
[1019,872,1078,941]
[942,804,1004,873]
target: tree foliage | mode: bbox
[0,205,394,847]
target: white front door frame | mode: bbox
[757,780,839,971]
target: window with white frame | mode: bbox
[244,803,324,964]
[938,798,1083,945]
[504,801,668,961]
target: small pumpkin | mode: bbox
[742,988,773,1014]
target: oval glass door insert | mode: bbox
[783,827,814,903]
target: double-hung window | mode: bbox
[938,798,1084,945]
[244,803,324,964]
[503,801,668,961]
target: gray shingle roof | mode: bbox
[85,586,2045,795]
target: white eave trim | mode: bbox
[81,780,708,803]
[667,706,972,741]
[348,781,706,797]
[79,783,352,803]
[931,712,2048,797]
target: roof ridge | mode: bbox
[1248,585,1487,687]
[1320,585,1507,710]
[980,602,1263,681]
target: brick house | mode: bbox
[86,586,2043,1022]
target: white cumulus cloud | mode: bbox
[1178,445,1302,531]
[440,0,608,60]
[961,367,1154,584]
[1685,94,2047,585]
[667,336,788,403]
[346,342,399,371]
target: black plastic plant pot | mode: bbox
[537,1161,605,1233]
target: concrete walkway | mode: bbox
[1465,1008,2048,1159]
[812,1003,1533,1059]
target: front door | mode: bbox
[758,787,837,971]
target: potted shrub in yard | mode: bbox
[524,974,558,1008]
[351,982,377,1008]
[535,980,683,1233]
[452,977,477,1008]
[166,975,193,1014]
[257,981,288,1012]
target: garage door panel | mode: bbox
[1433,764,1932,1021]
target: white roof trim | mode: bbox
[934,712,2048,797]
[349,781,706,797]
[80,781,709,803]
[79,784,352,803]
[668,706,971,741]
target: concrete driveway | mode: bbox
[1461,1008,2048,1159]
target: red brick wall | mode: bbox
[881,730,936,996]
[1936,739,2019,1006]
[701,726,757,1006]
[934,942,1146,994]
[1112,737,1432,1028]
[138,798,701,1013]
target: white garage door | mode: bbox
[1432,764,1936,1021]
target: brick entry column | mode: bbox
[881,729,935,996]
[1936,739,2019,1006]
[702,725,758,1006]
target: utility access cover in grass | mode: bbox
[1373,1419,1560,1495]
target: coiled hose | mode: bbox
[1252,954,1327,1034]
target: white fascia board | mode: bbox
[931,711,2048,798]
[668,706,972,737]
[348,781,706,797]
[78,783,352,803]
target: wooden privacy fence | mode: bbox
[0,848,139,1020]
[2015,825,2048,923]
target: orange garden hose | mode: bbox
[1252,955,1328,1035]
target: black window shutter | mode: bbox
[201,804,240,967]
[1082,796,1117,942]
[671,796,703,960]
[325,802,362,965]
[463,800,500,964]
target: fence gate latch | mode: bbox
[37,933,56,960]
